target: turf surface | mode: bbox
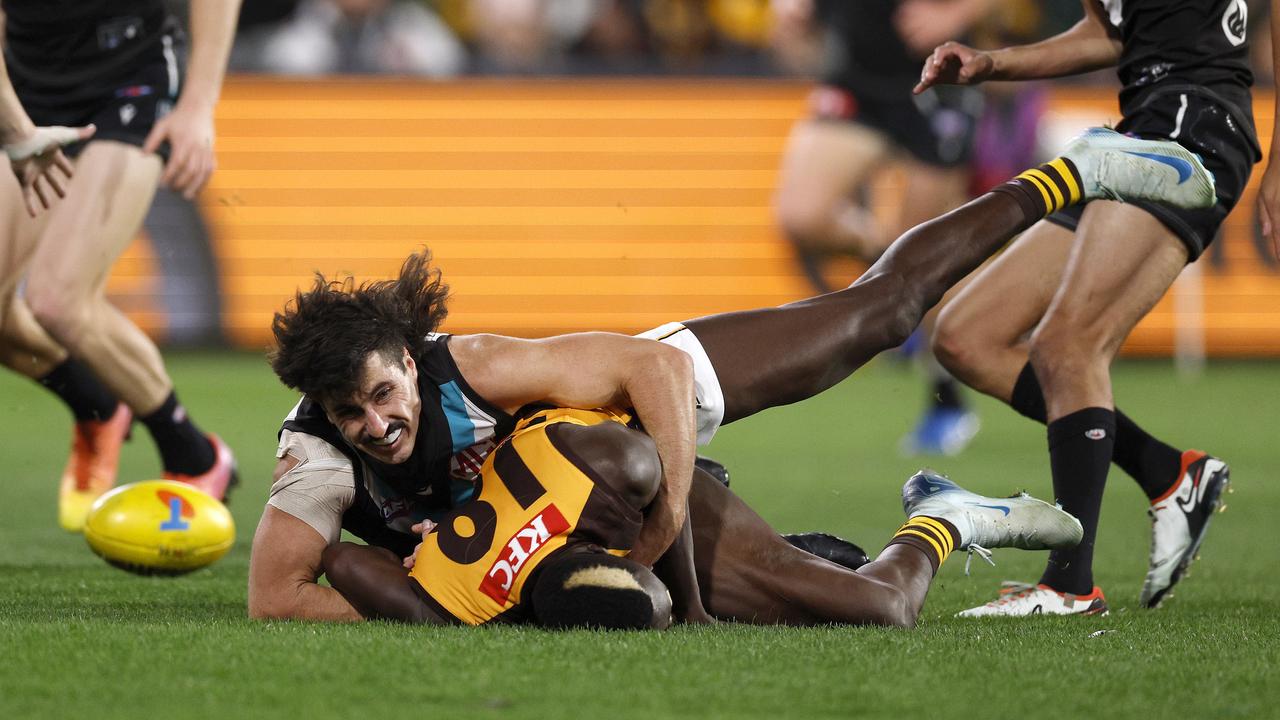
[1,352,1276,719]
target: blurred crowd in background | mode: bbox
[211,0,1274,83]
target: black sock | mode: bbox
[1113,414,1184,500]
[1039,407,1115,594]
[36,358,120,422]
[1009,362,1049,422]
[1010,362,1182,500]
[140,392,215,475]
[991,158,1083,222]
[932,376,964,410]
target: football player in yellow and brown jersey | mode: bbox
[320,401,1084,629]
[255,127,1215,624]
[409,408,643,625]
[317,406,674,628]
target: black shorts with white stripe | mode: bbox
[14,32,185,163]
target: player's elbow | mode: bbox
[247,573,314,621]
[247,588,296,621]
[650,340,694,380]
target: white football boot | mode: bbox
[1060,127,1216,209]
[901,471,1083,555]
[957,582,1109,618]
[1141,451,1231,609]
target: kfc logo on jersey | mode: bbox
[1223,0,1247,47]
[479,504,571,604]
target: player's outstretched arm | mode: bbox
[142,0,241,199]
[914,0,1122,94]
[652,507,716,624]
[248,506,364,622]
[0,49,95,216]
[248,456,363,621]
[450,332,698,567]
[1257,0,1280,260]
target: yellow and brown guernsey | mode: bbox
[409,408,643,625]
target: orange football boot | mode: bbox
[58,403,133,532]
[163,433,239,501]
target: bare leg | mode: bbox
[1031,203,1187,418]
[775,120,892,263]
[932,220,1074,400]
[935,213,1192,506]
[1,293,67,379]
[687,191,1029,423]
[1029,202,1188,593]
[321,542,446,624]
[23,141,171,414]
[689,471,931,627]
[0,169,62,378]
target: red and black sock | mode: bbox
[1039,407,1115,595]
[886,516,962,574]
[1010,362,1182,500]
[991,158,1084,222]
[140,391,215,476]
[36,358,119,422]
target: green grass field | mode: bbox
[1,353,1277,719]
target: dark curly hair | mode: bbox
[269,250,450,403]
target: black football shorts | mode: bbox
[17,32,184,163]
[1046,84,1260,262]
[808,83,982,169]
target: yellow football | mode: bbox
[84,480,235,575]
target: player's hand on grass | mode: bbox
[4,123,96,217]
[402,520,437,570]
[1258,158,1280,261]
[143,99,216,200]
[914,41,994,94]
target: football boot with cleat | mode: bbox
[1141,450,1230,609]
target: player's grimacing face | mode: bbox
[324,348,421,464]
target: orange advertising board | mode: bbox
[107,78,1280,356]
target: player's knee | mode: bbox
[549,423,662,511]
[776,194,830,252]
[26,284,92,345]
[932,307,982,381]
[1028,329,1096,394]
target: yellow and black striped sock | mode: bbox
[885,516,962,574]
[992,157,1084,221]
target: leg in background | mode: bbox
[22,141,227,488]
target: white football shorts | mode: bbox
[635,322,725,446]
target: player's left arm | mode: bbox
[450,332,697,567]
[1257,0,1280,260]
[142,0,242,199]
